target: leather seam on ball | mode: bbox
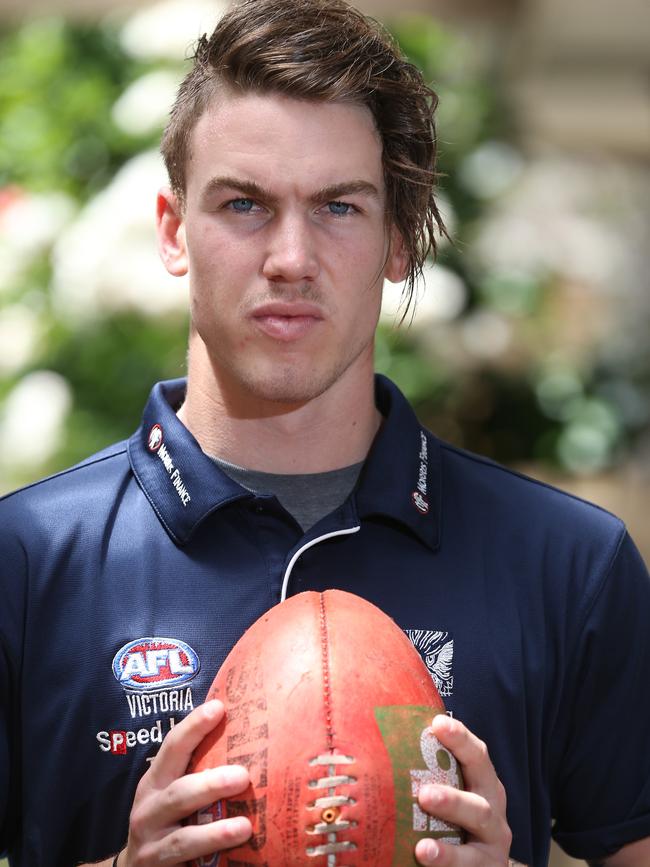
[319,593,335,752]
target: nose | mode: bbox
[262,212,319,284]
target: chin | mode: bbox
[245,377,329,407]
[238,364,342,407]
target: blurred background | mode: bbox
[0,0,648,864]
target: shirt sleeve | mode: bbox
[0,512,27,856]
[550,529,650,861]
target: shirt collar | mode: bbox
[128,375,441,550]
[355,374,441,551]
[127,379,250,545]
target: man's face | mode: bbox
[158,91,405,407]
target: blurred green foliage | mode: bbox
[0,18,153,199]
[0,10,647,494]
[48,312,189,467]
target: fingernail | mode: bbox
[219,764,248,785]
[419,839,439,861]
[432,713,452,733]
[421,784,441,805]
[229,815,253,837]
[204,699,222,718]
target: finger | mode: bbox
[415,837,472,866]
[134,764,250,829]
[148,699,225,786]
[415,836,504,867]
[144,815,253,865]
[418,784,497,844]
[430,716,501,798]
[415,837,447,866]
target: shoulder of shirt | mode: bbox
[433,434,627,539]
[0,440,129,514]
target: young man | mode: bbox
[1,1,649,866]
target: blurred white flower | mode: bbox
[0,305,42,375]
[119,0,228,62]
[0,371,72,468]
[471,212,553,280]
[0,189,76,258]
[112,70,182,136]
[459,141,525,200]
[51,150,188,320]
[553,214,625,289]
[382,262,466,328]
[470,155,647,298]
[460,310,512,359]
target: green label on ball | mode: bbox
[374,706,463,865]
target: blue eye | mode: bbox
[328,201,352,216]
[230,198,255,212]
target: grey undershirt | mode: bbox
[211,455,363,532]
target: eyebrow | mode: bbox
[201,175,381,207]
[201,176,278,206]
[312,180,380,204]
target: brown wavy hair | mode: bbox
[161,0,445,304]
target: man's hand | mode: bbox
[121,699,252,866]
[415,715,513,866]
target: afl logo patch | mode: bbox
[148,424,163,452]
[412,490,429,514]
[113,637,200,691]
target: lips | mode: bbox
[250,302,324,342]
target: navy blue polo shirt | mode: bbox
[1,375,649,867]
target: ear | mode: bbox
[157,186,188,277]
[384,225,409,284]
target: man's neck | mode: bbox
[178,343,381,474]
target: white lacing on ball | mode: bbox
[306,753,358,865]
